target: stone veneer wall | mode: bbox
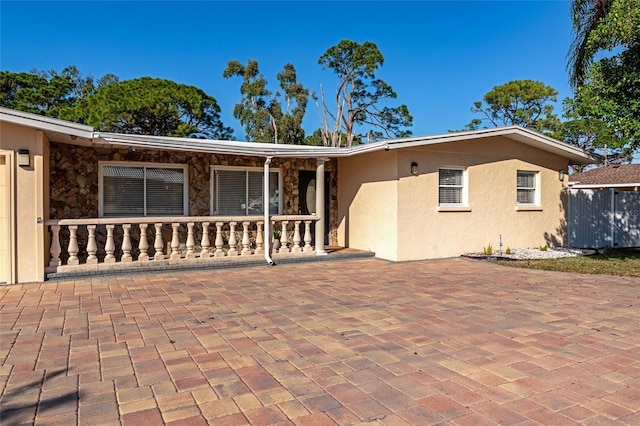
[49,142,339,244]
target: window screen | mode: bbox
[517,171,537,204]
[101,164,186,217]
[212,168,280,215]
[439,169,464,205]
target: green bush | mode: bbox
[505,247,511,255]
[483,244,493,255]
[539,244,548,252]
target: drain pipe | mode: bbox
[264,157,275,266]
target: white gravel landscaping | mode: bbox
[464,247,597,260]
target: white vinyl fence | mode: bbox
[568,188,640,248]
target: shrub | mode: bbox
[483,244,493,256]
[539,244,548,251]
[505,247,511,255]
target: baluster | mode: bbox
[228,222,238,256]
[200,222,210,258]
[138,223,149,261]
[241,221,251,255]
[154,223,164,260]
[185,222,196,258]
[121,224,132,262]
[292,221,302,253]
[214,222,225,257]
[104,224,116,263]
[86,225,98,264]
[67,225,79,265]
[255,221,264,254]
[170,223,181,260]
[303,220,313,253]
[279,220,290,253]
[49,224,61,267]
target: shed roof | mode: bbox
[0,107,595,164]
[569,164,640,189]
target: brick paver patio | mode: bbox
[1,258,639,425]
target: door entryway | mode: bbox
[299,170,330,245]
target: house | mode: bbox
[1,107,594,284]
[569,164,640,191]
[568,165,640,249]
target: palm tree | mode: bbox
[567,0,614,88]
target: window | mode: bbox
[211,167,280,216]
[439,168,465,205]
[100,163,187,217]
[517,171,538,205]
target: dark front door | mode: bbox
[299,170,330,246]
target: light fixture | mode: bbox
[18,149,30,167]
[411,162,419,176]
[558,170,565,181]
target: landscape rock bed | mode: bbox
[464,247,597,260]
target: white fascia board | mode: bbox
[96,133,351,158]
[0,107,95,139]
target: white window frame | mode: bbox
[99,161,189,217]
[438,167,468,207]
[516,170,540,206]
[210,165,282,216]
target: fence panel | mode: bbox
[569,189,640,248]
[614,192,640,248]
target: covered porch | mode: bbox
[44,214,374,280]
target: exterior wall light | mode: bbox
[411,162,419,176]
[558,170,565,181]
[18,149,30,167]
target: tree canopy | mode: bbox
[316,40,412,147]
[0,66,117,117]
[59,77,234,139]
[223,60,308,144]
[568,0,640,152]
[463,80,561,135]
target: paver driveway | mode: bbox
[1,258,639,425]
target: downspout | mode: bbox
[264,157,275,265]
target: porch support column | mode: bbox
[315,158,327,255]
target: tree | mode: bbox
[569,0,640,152]
[572,47,640,151]
[567,0,615,88]
[0,65,117,117]
[316,40,412,147]
[223,60,308,144]
[60,77,233,139]
[556,97,630,171]
[463,80,561,135]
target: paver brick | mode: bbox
[1,258,639,425]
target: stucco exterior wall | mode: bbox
[337,150,400,260]
[339,137,568,261]
[0,122,49,282]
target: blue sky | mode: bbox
[1,1,576,141]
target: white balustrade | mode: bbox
[45,215,320,272]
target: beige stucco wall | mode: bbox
[0,122,49,282]
[337,150,400,260]
[339,136,569,261]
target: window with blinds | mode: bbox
[517,171,537,204]
[211,167,280,215]
[100,163,187,217]
[439,168,465,205]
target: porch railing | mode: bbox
[45,215,319,273]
